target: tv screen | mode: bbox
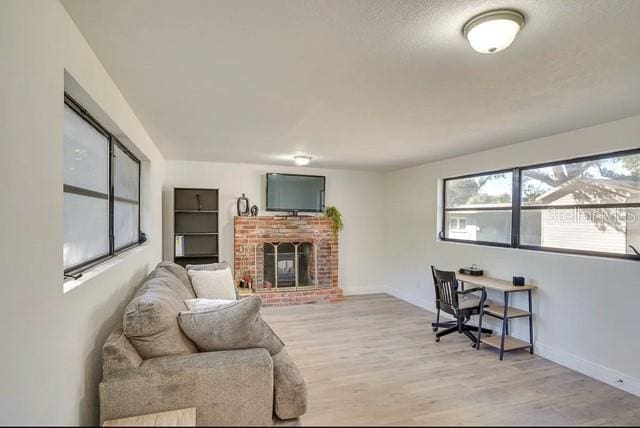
[266,173,325,213]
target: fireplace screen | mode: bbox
[262,241,324,289]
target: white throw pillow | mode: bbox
[188,267,237,300]
[184,298,236,312]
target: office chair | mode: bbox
[430,266,490,348]
[431,266,457,332]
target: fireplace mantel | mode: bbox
[234,216,343,306]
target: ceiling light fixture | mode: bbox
[463,9,525,54]
[294,155,311,166]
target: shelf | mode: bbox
[174,188,218,211]
[174,188,219,267]
[176,254,219,258]
[483,300,531,319]
[480,335,531,352]
[175,232,219,235]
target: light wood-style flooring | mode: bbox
[262,294,640,426]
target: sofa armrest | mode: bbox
[100,348,273,426]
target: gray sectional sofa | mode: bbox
[99,261,307,426]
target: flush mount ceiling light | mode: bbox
[463,9,525,54]
[294,155,311,166]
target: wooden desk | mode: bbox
[457,273,535,360]
[103,408,196,427]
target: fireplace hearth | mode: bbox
[234,216,343,306]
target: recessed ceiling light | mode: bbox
[463,10,525,54]
[294,155,311,166]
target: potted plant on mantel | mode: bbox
[324,206,344,238]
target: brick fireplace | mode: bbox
[234,216,343,307]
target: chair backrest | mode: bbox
[431,266,459,314]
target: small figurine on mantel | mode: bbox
[239,271,254,291]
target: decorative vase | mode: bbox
[250,205,259,216]
[237,193,250,216]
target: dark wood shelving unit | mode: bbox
[173,188,219,267]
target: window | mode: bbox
[443,171,513,245]
[441,149,640,260]
[449,217,467,231]
[63,94,142,274]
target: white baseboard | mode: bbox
[342,284,389,296]
[532,341,640,397]
[384,285,640,397]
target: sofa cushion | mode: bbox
[272,348,307,420]
[178,296,284,355]
[156,261,195,297]
[123,269,198,359]
[188,267,237,300]
[145,266,195,301]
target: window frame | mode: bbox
[64,93,142,275]
[441,167,516,249]
[440,148,640,261]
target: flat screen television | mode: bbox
[266,173,325,214]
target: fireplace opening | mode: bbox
[263,242,316,289]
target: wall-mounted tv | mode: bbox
[266,173,325,214]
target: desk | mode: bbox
[457,273,535,360]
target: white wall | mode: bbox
[163,161,386,294]
[0,1,164,424]
[384,114,640,396]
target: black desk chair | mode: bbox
[431,267,457,332]
[431,266,491,348]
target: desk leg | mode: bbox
[499,291,509,361]
[528,289,534,354]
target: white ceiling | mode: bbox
[61,0,640,171]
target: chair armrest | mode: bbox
[458,286,487,304]
[100,348,273,426]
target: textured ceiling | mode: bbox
[61,0,640,171]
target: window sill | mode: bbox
[438,238,640,262]
[63,243,149,294]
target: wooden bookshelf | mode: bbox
[174,188,219,267]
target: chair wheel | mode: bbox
[432,327,438,332]
[435,337,440,342]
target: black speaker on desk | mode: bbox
[513,276,525,286]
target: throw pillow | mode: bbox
[188,267,237,300]
[184,298,236,312]
[178,295,284,355]
[185,261,229,272]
